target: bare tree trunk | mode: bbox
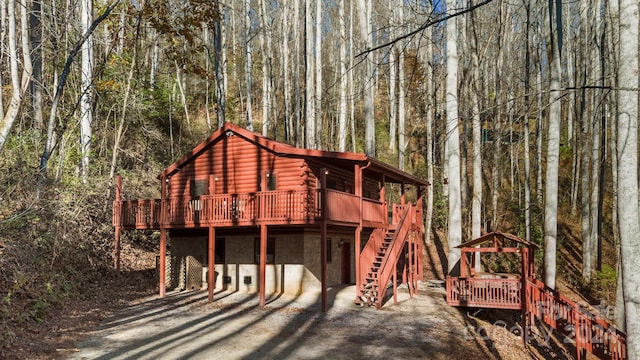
[445,0,462,274]
[259,0,272,136]
[314,0,322,148]
[608,0,624,330]
[522,0,531,242]
[214,0,225,128]
[337,0,348,152]
[543,0,562,290]
[293,0,301,146]
[79,0,94,181]
[304,0,315,148]
[244,0,253,131]
[536,59,543,202]
[30,0,43,129]
[0,0,28,152]
[349,0,355,153]
[174,62,191,130]
[388,0,397,152]
[398,49,406,171]
[356,0,374,156]
[618,0,640,355]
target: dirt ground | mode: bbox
[56,282,545,360]
[4,239,578,360]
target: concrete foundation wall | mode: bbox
[168,228,355,295]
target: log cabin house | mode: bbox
[113,122,429,310]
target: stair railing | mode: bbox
[374,204,414,307]
[358,228,386,296]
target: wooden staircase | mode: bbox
[356,228,396,307]
[355,204,420,308]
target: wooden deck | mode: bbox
[446,276,522,310]
[113,189,388,229]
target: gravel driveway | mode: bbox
[65,284,531,360]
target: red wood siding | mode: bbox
[167,135,307,197]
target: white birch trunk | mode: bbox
[397,3,406,170]
[445,0,462,274]
[314,0,322,148]
[282,0,291,142]
[293,0,301,146]
[79,0,93,181]
[618,0,640,355]
[244,0,253,131]
[388,1,397,152]
[305,0,315,148]
[337,0,348,152]
[398,51,406,171]
[259,0,268,136]
[544,2,562,290]
[356,0,374,156]
[0,0,25,152]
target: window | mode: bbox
[254,237,275,264]
[190,179,207,197]
[327,238,332,264]
[266,172,277,191]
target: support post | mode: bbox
[113,175,123,270]
[208,226,216,302]
[259,224,267,307]
[354,164,362,298]
[320,168,328,312]
[159,227,167,298]
[409,233,413,298]
[521,247,528,345]
[159,175,167,298]
[393,266,398,305]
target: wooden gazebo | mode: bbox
[446,232,537,310]
[445,232,627,360]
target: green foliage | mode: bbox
[431,182,449,230]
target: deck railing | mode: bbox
[525,278,626,360]
[113,189,388,229]
[446,276,522,310]
[324,189,361,223]
[362,198,386,224]
[114,190,318,228]
[445,276,627,359]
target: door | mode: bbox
[341,241,351,284]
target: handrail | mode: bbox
[358,228,386,294]
[525,278,626,360]
[445,275,627,359]
[374,204,413,307]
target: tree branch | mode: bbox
[356,0,495,58]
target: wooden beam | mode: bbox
[320,168,328,312]
[208,226,215,302]
[354,163,363,298]
[259,224,267,307]
[159,227,166,298]
[463,247,521,253]
[113,175,122,270]
[159,175,167,298]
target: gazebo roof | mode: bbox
[455,231,540,249]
